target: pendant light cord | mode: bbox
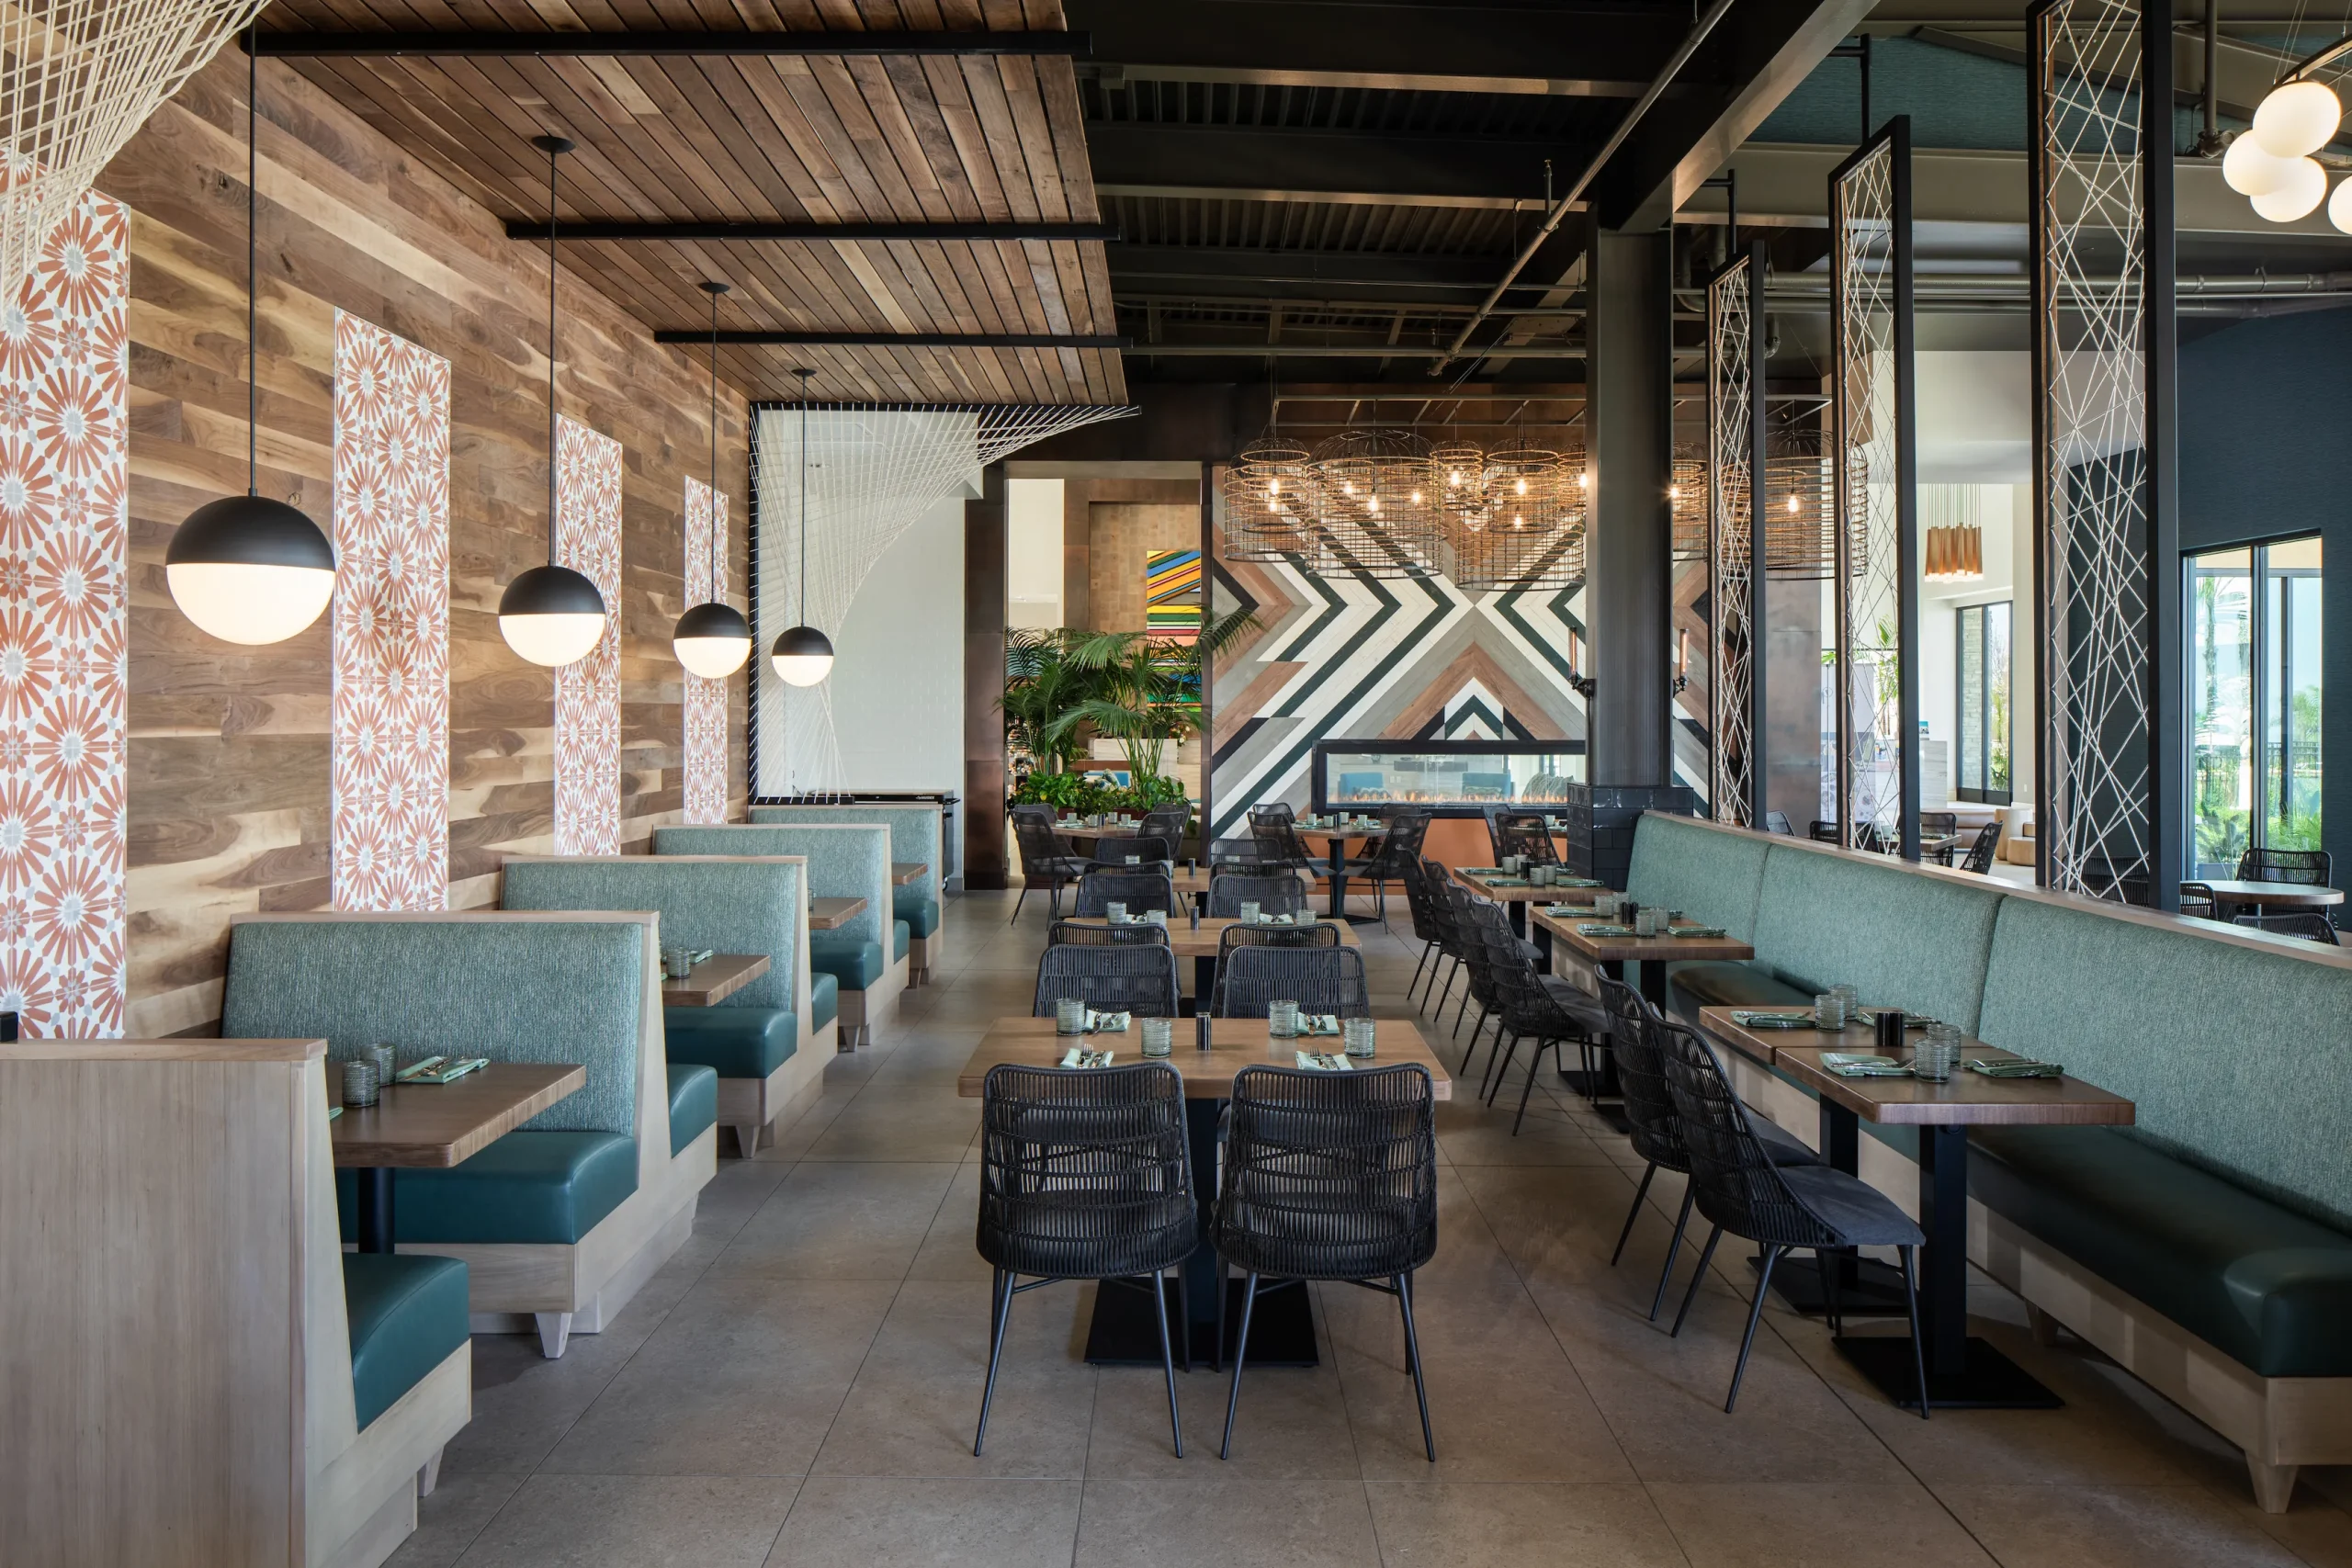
[547,140,560,568]
[797,367,812,627]
[707,287,719,603]
[247,30,258,496]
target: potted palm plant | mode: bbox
[1062,610,1257,795]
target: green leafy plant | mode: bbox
[1000,629,1098,775]
[1012,771,1108,813]
[1061,610,1258,783]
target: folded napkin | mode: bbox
[1971,1058,2064,1079]
[1544,904,1600,919]
[400,1056,489,1085]
[1553,876,1607,888]
[1577,922,1638,937]
[1297,1014,1342,1037]
[1459,867,1505,875]
[1729,1010,1816,1029]
[1295,1051,1353,1071]
[1087,1010,1131,1033]
[1819,1051,1911,1078]
[1671,925,1729,939]
[1485,877,1532,888]
[1061,1047,1116,1068]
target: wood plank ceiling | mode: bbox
[258,1,1125,407]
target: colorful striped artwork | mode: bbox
[1145,547,1201,642]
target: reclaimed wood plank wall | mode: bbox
[104,55,750,1036]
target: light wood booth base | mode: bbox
[720,1034,832,1158]
[836,955,910,1050]
[910,927,944,987]
[0,1040,470,1567]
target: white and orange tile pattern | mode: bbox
[329,311,450,911]
[554,416,623,855]
[682,474,729,824]
[0,190,129,1035]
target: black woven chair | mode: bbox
[1209,920,1341,1014]
[1418,857,1473,1017]
[1249,804,1319,874]
[1351,809,1432,926]
[1956,820,2001,874]
[1444,887,1515,1066]
[1049,919,1170,948]
[1398,859,1447,1003]
[1138,805,1192,854]
[2179,881,2219,919]
[975,1063,1196,1455]
[1073,867,1179,918]
[1656,1018,1928,1416]
[1765,811,1795,836]
[2233,910,2342,943]
[1012,806,1091,922]
[1095,834,1172,865]
[1207,871,1310,918]
[2241,847,2333,886]
[1032,942,1182,1018]
[1213,944,1371,1020]
[1480,926,1611,1134]
[1597,978,1817,1319]
[1208,835,1273,868]
[1808,819,1840,844]
[1920,811,1960,865]
[1215,1063,1438,1461]
[1492,810,1562,867]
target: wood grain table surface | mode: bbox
[331,1062,583,1168]
[2192,880,2345,908]
[959,1016,1450,1100]
[808,897,868,931]
[660,952,770,1008]
[1532,905,1757,964]
[1451,866,1612,905]
[889,863,924,886]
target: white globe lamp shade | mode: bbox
[672,601,753,678]
[164,495,338,645]
[497,563,609,667]
[2224,132,2295,196]
[2251,156,2328,221]
[2329,176,2352,232]
[770,624,834,686]
[2253,79,2342,159]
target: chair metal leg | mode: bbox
[1611,1162,1657,1266]
[1220,1272,1261,1460]
[1898,1245,1930,1420]
[1151,1267,1184,1457]
[1816,1247,1844,1337]
[1511,1040,1555,1133]
[1726,1245,1781,1412]
[1396,1271,1435,1461]
[1650,1184,1698,1322]
[973,1268,1014,1454]
[1482,1032,1518,1103]
[1011,884,1028,923]
[1408,942,1431,1000]
[1670,1224,1723,1337]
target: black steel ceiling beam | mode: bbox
[1088,123,1592,209]
[249,29,1086,58]
[504,219,1119,242]
[1110,246,1551,293]
[651,331,1131,348]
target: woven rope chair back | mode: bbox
[1445,887,1510,1011]
[1208,836,1272,867]
[1249,805,1315,868]
[1765,811,1795,836]
[1419,858,1467,952]
[1139,806,1191,848]
[1250,802,1296,828]
[1363,810,1432,875]
[1469,910,1544,1015]
[1012,811,1075,874]
[1073,868,1179,918]
[1597,976,1688,1172]
[1958,820,2000,874]
[1095,834,1171,864]
[2241,847,2333,886]
[977,1063,1197,1280]
[1216,1064,1437,1280]
[1211,921,1340,1014]
[2233,910,2342,943]
[1398,859,1443,944]
[1215,945,1372,1019]
[1208,872,1308,918]
[1048,919,1171,949]
[1654,1017,1833,1249]
[1920,811,1959,838]
[1032,943,1182,1018]
[1493,811,1561,866]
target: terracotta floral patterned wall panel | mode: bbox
[554,416,623,855]
[0,190,129,1036]
[683,474,729,824]
[329,311,450,910]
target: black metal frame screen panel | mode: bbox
[1705,245,1770,828]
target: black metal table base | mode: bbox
[355,1165,396,1254]
[1753,1252,1911,1316]
[1837,1332,2062,1409]
[1081,1275,1318,1369]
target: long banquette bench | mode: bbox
[222,910,718,1360]
[0,1039,470,1567]
[750,802,947,985]
[502,852,833,1157]
[655,823,904,1046]
[1617,812,2352,1511]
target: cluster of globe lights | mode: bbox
[2224,69,2352,228]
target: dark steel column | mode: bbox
[964,464,1010,889]
[1893,118,1921,862]
[1746,242,1771,828]
[1588,223,1675,786]
[2143,0,2184,909]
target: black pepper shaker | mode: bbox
[1196,1013,1212,1052]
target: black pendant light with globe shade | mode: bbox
[769,367,834,687]
[164,33,338,646]
[497,134,610,669]
[671,280,753,678]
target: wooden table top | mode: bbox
[959,1016,1451,1100]
[1532,905,1756,964]
[1696,1007,2135,1127]
[809,897,868,931]
[1058,915,1361,959]
[1451,865,1611,904]
[1294,826,1383,842]
[890,863,925,886]
[332,1062,583,1168]
[2194,879,2345,908]
[661,952,770,1008]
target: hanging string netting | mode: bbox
[752,401,1133,794]
[3,0,265,299]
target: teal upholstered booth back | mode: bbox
[1747,842,2007,1035]
[502,856,803,1012]
[1977,897,2352,1228]
[749,805,944,900]
[222,916,647,1136]
[655,824,889,951]
[1625,814,1770,940]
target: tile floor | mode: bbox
[394,890,2352,1568]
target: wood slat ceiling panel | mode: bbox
[261,0,1125,405]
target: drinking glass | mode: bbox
[1911,1025,1960,1083]
[1814,989,1847,1031]
[662,945,694,980]
[1146,909,1168,927]
[1342,1017,1377,1059]
[1269,999,1301,1038]
[342,1058,380,1108]
[1140,1019,1173,1057]
[1055,997,1087,1035]
[1833,984,1860,1021]
[1104,901,1127,924]
[1635,907,1665,937]
[1238,900,1261,924]
[366,1043,398,1085]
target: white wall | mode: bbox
[1006,477,1063,628]
[827,493,966,795]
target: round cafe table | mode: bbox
[2191,880,2344,917]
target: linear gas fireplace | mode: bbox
[1308,739,1586,818]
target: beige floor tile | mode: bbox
[763,1477,1081,1567]
[1332,1334,1634,1483]
[1362,1482,1687,1568]
[1091,1294,1363,1479]
[905,1161,992,1281]
[799,1091,980,1162]
[708,1161,958,1280]
[1936,1484,2312,1567]
[1072,1478,1381,1567]
[387,1468,527,1568]
[454,1474,798,1567]
[1647,1482,1994,1567]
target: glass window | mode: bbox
[2190,537,2320,876]
[1954,602,2012,804]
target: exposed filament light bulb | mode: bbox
[1786,495,1801,513]
[1514,477,1528,495]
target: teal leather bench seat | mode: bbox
[336,1131,638,1246]
[892,918,911,963]
[344,1253,470,1430]
[665,1008,797,1080]
[1970,1125,2352,1379]
[667,1064,718,1157]
[895,890,941,939]
[810,931,887,990]
[811,972,839,1030]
